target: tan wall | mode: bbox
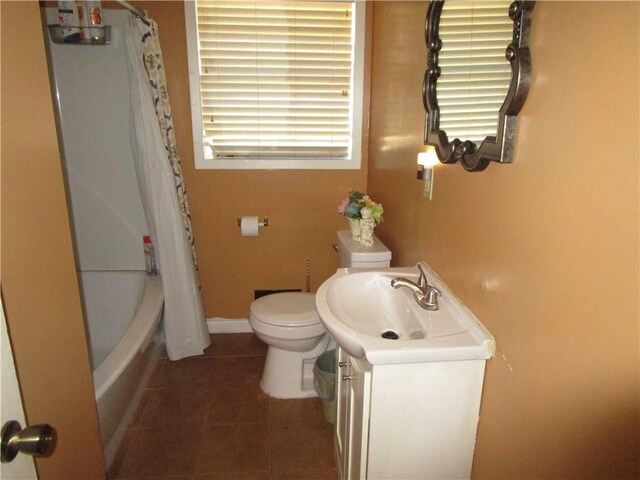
[368,1,639,478]
[1,2,105,478]
[141,2,370,319]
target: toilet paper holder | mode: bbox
[236,217,269,228]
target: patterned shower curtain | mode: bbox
[132,16,198,272]
[124,15,210,360]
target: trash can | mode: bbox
[313,349,336,424]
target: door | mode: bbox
[1,2,105,478]
[1,298,37,480]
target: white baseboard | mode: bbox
[207,317,252,333]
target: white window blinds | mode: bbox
[186,0,364,169]
[437,0,512,143]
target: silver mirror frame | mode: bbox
[423,0,535,172]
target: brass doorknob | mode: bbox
[1,420,56,463]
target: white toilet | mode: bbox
[249,230,391,398]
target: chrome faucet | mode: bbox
[390,264,441,311]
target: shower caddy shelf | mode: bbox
[47,25,111,45]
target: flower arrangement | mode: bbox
[337,190,384,225]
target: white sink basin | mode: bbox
[315,263,495,364]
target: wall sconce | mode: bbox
[417,147,439,200]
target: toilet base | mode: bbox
[260,335,330,399]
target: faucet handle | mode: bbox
[416,264,428,289]
[422,285,441,310]
[425,285,441,303]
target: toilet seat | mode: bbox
[250,292,320,327]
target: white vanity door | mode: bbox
[346,357,371,480]
[335,347,350,478]
[336,348,372,480]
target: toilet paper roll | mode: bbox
[240,216,260,237]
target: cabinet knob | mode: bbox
[338,361,347,368]
[342,374,353,381]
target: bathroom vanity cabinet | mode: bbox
[334,347,487,480]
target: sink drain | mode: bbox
[381,330,399,340]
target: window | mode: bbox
[185,0,365,169]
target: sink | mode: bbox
[315,263,495,364]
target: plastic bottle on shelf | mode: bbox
[143,236,158,276]
[77,1,88,41]
[84,1,104,44]
[57,1,80,43]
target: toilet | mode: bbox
[249,230,391,398]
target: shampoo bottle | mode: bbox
[57,1,80,43]
[143,236,158,276]
[84,1,104,43]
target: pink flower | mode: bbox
[337,197,349,215]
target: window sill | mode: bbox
[195,156,362,170]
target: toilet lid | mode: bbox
[250,292,320,327]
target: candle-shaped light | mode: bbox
[417,147,439,200]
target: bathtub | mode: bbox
[79,271,164,468]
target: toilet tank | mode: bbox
[336,230,391,269]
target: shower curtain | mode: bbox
[124,15,210,360]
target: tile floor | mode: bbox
[110,333,338,480]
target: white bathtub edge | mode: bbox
[102,352,160,470]
[93,275,163,400]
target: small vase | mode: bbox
[348,218,361,241]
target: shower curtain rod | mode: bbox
[116,0,147,19]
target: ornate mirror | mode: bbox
[423,0,535,171]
